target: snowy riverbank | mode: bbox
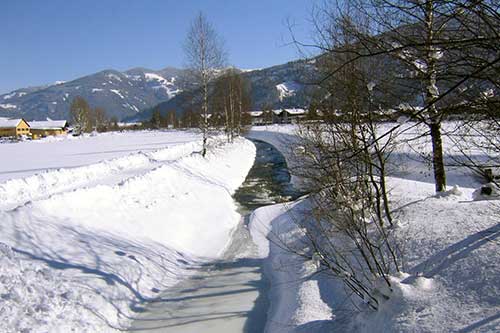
[248,124,500,332]
[0,132,256,332]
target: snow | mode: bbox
[92,88,103,93]
[472,182,500,200]
[0,103,17,109]
[0,131,256,331]
[3,92,17,100]
[144,72,167,84]
[144,73,180,99]
[110,89,124,99]
[1,120,498,331]
[122,103,140,112]
[284,108,306,115]
[29,120,67,130]
[106,73,122,82]
[248,123,500,332]
[276,81,302,101]
[0,131,201,182]
[367,81,376,91]
[0,118,23,128]
[249,200,334,332]
[0,139,203,211]
[249,111,263,117]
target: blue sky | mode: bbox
[0,0,315,94]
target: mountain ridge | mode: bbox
[0,66,187,121]
[0,59,316,122]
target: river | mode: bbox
[129,139,299,332]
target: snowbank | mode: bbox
[249,200,334,333]
[0,130,201,182]
[0,140,202,211]
[247,125,304,188]
[250,184,500,332]
[248,123,500,332]
[0,136,256,332]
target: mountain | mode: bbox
[0,67,187,121]
[0,59,319,122]
[126,59,319,122]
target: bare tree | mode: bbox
[150,109,162,129]
[211,69,252,142]
[70,96,90,134]
[301,0,500,193]
[184,12,226,156]
[289,14,402,308]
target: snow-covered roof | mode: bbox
[283,108,306,115]
[271,108,307,115]
[29,120,67,130]
[0,119,25,129]
[249,111,263,117]
[117,122,142,127]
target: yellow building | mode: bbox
[0,118,30,137]
[29,120,68,139]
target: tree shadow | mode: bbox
[0,214,201,330]
[129,256,269,332]
[406,222,500,278]
[456,312,500,333]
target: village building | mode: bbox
[29,120,68,139]
[248,111,265,125]
[248,108,308,125]
[273,108,307,123]
[0,118,30,137]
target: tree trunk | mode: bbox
[202,76,208,157]
[229,80,235,142]
[430,121,446,192]
[424,0,446,192]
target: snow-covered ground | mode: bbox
[0,131,205,211]
[248,123,500,332]
[1,124,498,332]
[0,130,201,182]
[0,131,256,332]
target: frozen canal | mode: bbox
[129,139,300,332]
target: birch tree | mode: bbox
[183,12,226,156]
[70,96,90,134]
[212,69,251,142]
[305,0,500,193]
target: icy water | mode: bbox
[129,139,298,332]
[234,139,302,214]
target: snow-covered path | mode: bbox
[129,216,268,332]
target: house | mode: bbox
[273,108,307,123]
[247,108,308,125]
[29,120,68,138]
[0,118,30,137]
[248,111,265,125]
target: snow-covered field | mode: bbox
[1,125,498,332]
[0,131,256,332]
[0,131,205,211]
[248,123,500,332]
[0,130,201,182]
